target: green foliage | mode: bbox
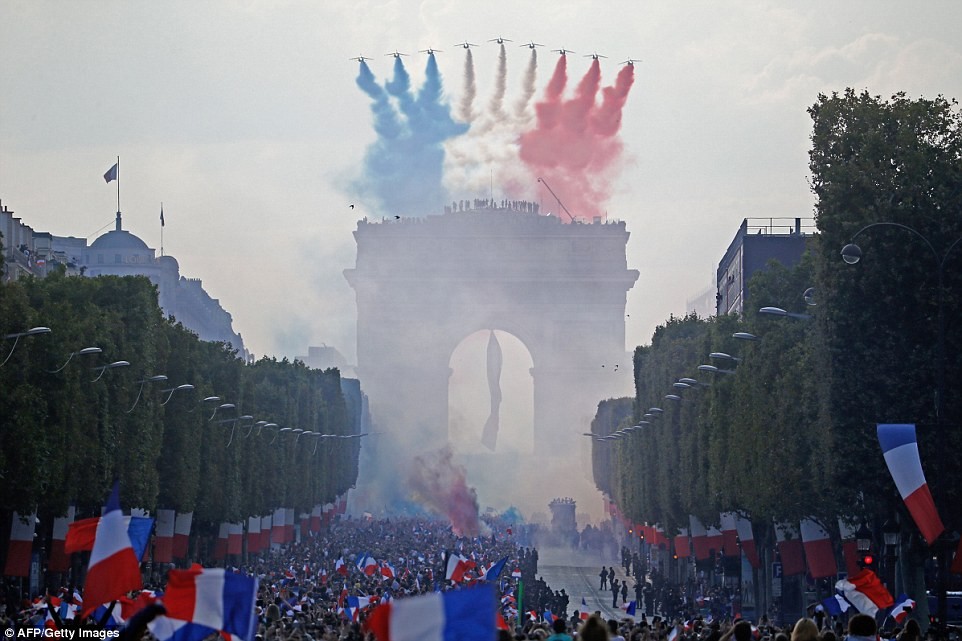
[0,273,360,529]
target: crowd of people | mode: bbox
[0,516,952,641]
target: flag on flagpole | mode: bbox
[580,597,589,620]
[104,163,118,183]
[800,518,838,579]
[65,515,153,560]
[3,512,37,577]
[877,424,945,545]
[160,205,165,227]
[483,556,508,581]
[81,481,143,619]
[821,594,851,617]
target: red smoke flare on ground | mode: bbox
[519,60,635,221]
[408,447,482,536]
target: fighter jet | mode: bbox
[489,36,512,44]
[349,55,371,62]
[520,41,543,49]
[385,50,408,58]
[419,48,442,55]
[454,41,478,49]
[584,52,607,60]
[552,48,575,56]
[621,58,641,66]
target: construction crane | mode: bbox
[537,177,574,222]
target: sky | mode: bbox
[3,1,962,363]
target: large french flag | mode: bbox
[800,518,838,579]
[173,512,192,559]
[214,524,229,561]
[835,568,893,617]
[734,514,760,568]
[706,525,724,557]
[66,515,153,560]
[247,517,261,554]
[228,523,243,556]
[877,424,945,545]
[161,567,258,641]
[4,511,37,577]
[49,506,75,573]
[445,553,470,582]
[81,482,143,619]
[154,509,176,564]
[271,508,285,546]
[310,505,322,533]
[364,583,495,641]
[775,521,806,576]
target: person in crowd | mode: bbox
[846,614,878,641]
[791,618,820,641]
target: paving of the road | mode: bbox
[534,546,642,621]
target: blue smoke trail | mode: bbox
[353,56,468,217]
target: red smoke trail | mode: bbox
[408,447,482,536]
[518,60,634,221]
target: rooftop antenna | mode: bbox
[536,177,574,222]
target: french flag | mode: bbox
[284,508,295,543]
[800,518,838,579]
[483,556,508,581]
[65,515,153,560]
[580,598,589,620]
[889,594,916,623]
[838,519,862,577]
[336,557,349,576]
[156,567,258,641]
[271,508,285,546]
[673,528,691,558]
[173,512,192,559]
[80,482,143,619]
[878,424,945,545]
[706,525,724,557]
[719,513,740,558]
[214,523,229,561]
[49,506,76,573]
[3,512,36,577]
[689,515,710,560]
[835,569,894,617]
[381,562,396,580]
[364,584,495,641]
[227,523,243,556]
[734,514,760,568]
[154,509,176,564]
[310,505,322,533]
[356,552,378,576]
[775,521,806,576]
[445,553,470,583]
[247,517,261,555]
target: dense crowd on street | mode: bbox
[0,518,954,641]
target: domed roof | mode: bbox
[89,229,150,251]
[157,255,180,273]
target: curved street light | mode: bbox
[90,360,129,382]
[127,375,168,412]
[49,346,102,373]
[2,326,52,367]
[209,403,235,421]
[709,352,741,363]
[160,384,195,406]
[759,306,812,320]
[732,332,758,341]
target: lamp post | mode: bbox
[882,519,901,595]
[841,221,962,631]
[90,360,129,382]
[48,346,102,373]
[1,326,52,367]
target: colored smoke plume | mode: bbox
[353,56,466,217]
[407,446,482,537]
[459,48,476,123]
[519,59,635,221]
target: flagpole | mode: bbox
[115,156,121,220]
[160,202,164,257]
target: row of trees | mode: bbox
[593,90,962,604]
[0,268,360,532]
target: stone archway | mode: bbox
[344,208,638,514]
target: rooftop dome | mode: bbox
[89,229,150,251]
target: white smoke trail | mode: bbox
[459,48,476,123]
[487,43,507,119]
[514,48,538,121]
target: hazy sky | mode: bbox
[3,0,962,364]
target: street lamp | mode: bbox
[127,375,168,412]
[882,519,901,593]
[160,384,195,406]
[842,222,962,629]
[759,306,812,320]
[90,360,129,382]
[709,352,741,363]
[49,346,102,373]
[1,326,52,367]
[732,332,758,341]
